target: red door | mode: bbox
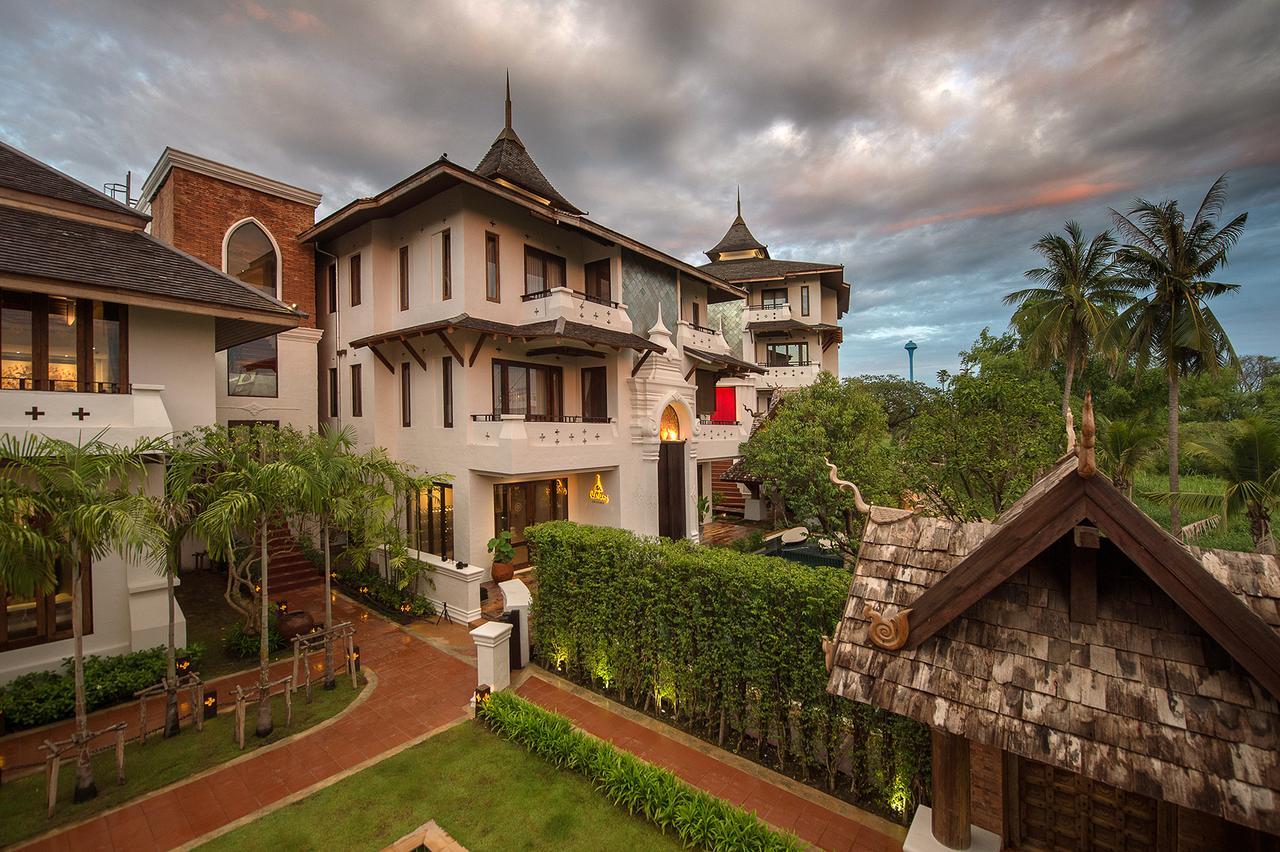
[713,387,736,422]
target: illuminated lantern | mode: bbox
[659,404,680,442]
[175,655,192,675]
[203,691,218,720]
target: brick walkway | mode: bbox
[517,675,905,852]
[9,588,477,852]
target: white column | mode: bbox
[470,620,513,691]
[498,579,531,668]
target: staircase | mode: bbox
[710,459,745,516]
[264,524,323,594]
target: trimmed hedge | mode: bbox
[0,643,204,731]
[477,690,802,851]
[528,521,930,822]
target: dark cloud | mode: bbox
[2,0,1277,379]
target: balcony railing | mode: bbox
[748,302,789,310]
[759,360,813,368]
[2,379,131,394]
[520,289,553,302]
[698,417,740,426]
[472,413,613,424]
[687,321,718,335]
[521,289,621,310]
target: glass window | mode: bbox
[350,254,362,306]
[764,342,809,366]
[801,286,810,317]
[327,264,337,313]
[585,259,611,304]
[440,230,452,300]
[761,288,787,309]
[524,246,566,296]
[582,366,607,421]
[47,296,77,392]
[690,301,701,327]
[399,246,410,311]
[327,367,338,417]
[442,356,453,428]
[91,302,124,392]
[350,363,363,417]
[1,291,33,390]
[493,479,568,565]
[409,484,454,559]
[401,363,411,427]
[2,558,89,651]
[225,221,277,298]
[228,337,278,397]
[486,233,500,301]
[1,292,128,393]
[491,359,562,418]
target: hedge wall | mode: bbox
[527,521,930,822]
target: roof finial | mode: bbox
[1078,390,1096,478]
[505,69,512,131]
[736,185,741,219]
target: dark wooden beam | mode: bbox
[468,333,489,367]
[526,346,606,359]
[369,345,395,374]
[930,728,971,850]
[1070,525,1099,624]
[435,330,464,363]
[630,349,653,377]
[400,336,427,371]
[683,364,698,382]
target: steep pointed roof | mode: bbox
[704,188,768,261]
[474,74,583,215]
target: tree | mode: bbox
[0,433,163,801]
[1238,355,1280,395]
[855,374,939,438]
[193,424,304,737]
[905,333,1063,520]
[1152,417,1280,553]
[1097,415,1163,497]
[1005,221,1133,421]
[739,373,901,558]
[1109,175,1247,533]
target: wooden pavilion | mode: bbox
[826,399,1280,851]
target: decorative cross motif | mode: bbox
[484,432,491,440]
[539,433,546,441]
[554,429,560,435]
[554,438,560,445]
[24,406,44,421]
[595,433,600,440]
[71,407,90,421]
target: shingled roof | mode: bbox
[349,313,663,356]
[0,139,147,223]
[474,78,583,215]
[826,453,1280,834]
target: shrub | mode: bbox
[477,691,802,851]
[333,565,435,619]
[223,619,287,659]
[0,643,204,730]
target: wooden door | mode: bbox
[1015,756,1158,851]
[658,441,686,540]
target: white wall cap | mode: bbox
[498,579,532,609]
[470,620,513,647]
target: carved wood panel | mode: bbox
[1017,756,1157,851]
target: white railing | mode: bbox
[0,384,171,442]
[520,287,632,332]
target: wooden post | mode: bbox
[931,728,972,850]
[234,688,246,750]
[114,728,126,785]
[45,753,59,818]
[348,635,357,689]
[291,642,300,695]
[284,677,293,727]
[137,697,148,745]
[1071,526,1100,624]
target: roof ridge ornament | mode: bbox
[863,605,912,650]
[1078,390,1096,478]
[825,458,871,515]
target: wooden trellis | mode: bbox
[231,676,293,750]
[133,672,206,743]
[290,621,357,702]
[39,722,127,818]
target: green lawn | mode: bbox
[175,568,293,679]
[1131,471,1256,552]
[199,722,684,852]
[0,676,364,847]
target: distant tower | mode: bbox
[905,340,918,383]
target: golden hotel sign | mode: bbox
[588,473,610,504]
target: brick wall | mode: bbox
[970,741,1005,836]
[151,167,317,327]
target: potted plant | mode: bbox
[487,530,516,582]
[697,495,712,528]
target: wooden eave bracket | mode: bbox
[630,349,653,377]
[864,606,912,650]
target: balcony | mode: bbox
[0,383,172,442]
[520,287,632,333]
[467,413,621,475]
[745,302,794,325]
[692,416,749,460]
[759,361,821,388]
[677,320,730,354]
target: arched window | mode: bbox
[660,404,681,442]
[225,220,278,298]
[224,220,279,398]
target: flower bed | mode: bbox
[333,565,436,622]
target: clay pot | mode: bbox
[278,610,315,640]
[492,562,515,583]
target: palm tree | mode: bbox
[1109,175,1247,533]
[1160,418,1279,553]
[1005,221,1133,422]
[0,433,163,802]
[1097,415,1163,497]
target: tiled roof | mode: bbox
[0,204,300,320]
[700,257,842,282]
[683,345,766,375]
[827,456,1280,834]
[475,131,583,215]
[0,139,147,222]
[705,215,767,260]
[349,313,663,354]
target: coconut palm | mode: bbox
[1097,415,1163,498]
[0,433,163,802]
[1005,221,1134,422]
[1158,418,1280,553]
[1109,175,1247,533]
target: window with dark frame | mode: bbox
[493,479,569,566]
[691,301,701,326]
[350,363,363,417]
[401,363,411,427]
[407,484,454,559]
[327,263,337,313]
[582,365,607,421]
[399,246,410,311]
[327,367,338,417]
[442,356,453,428]
[801,286,811,317]
[491,358,563,418]
[1,556,91,651]
[1,291,129,393]
[440,230,451,300]
[524,245,566,295]
[584,259,611,304]
[764,341,810,366]
[227,337,278,398]
[761,288,787,309]
[486,232,500,302]
[350,253,362,306]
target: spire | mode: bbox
[736,185,741,219]
[704,186,768,262]
[505,69,512,131]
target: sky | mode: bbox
[2,0,1277,381]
